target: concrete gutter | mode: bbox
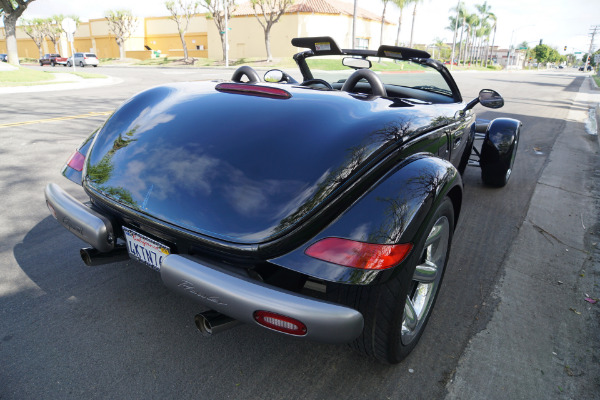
[445,77,600,398]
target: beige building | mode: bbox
[0,0,393,61]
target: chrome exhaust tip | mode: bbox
[80,245,129,266]
[194,310,239,336]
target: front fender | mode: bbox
[269,154,462,285]
[480,118,521,168]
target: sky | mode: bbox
[17,0,600,56]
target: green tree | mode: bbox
[251,0,294,62]
[474,1,491,65]
[484,12,497,66]
[532,44,551,65]
[200,0,236,63]
[22,18,45,59]
[165,0,201,62]
[105,10,138,60]
[447,1,467,65]
[0,0,37,65]
[379,0,391,48]
[391,0,411,46]
[41,16,66,54]
[408,0,424,48]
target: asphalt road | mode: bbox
[0,66,596,399]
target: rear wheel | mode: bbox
[327,198,454,363]
[67,61,71,67]
[79,61,84,67]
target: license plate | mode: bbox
[123,227,170,271]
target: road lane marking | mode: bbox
[0,111,112,129]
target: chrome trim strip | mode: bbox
[161,254,364,343]
[44,183,115,252]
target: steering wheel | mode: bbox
[300,79,333,89]
[341,69,387,97]
[231,66,261,83]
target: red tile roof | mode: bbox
[233,0,383,22]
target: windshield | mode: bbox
[304,55,455,102]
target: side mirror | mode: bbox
[479,89,504,109]
[264,69,298,84]
[464,89,504,111]
[264,69,284,83]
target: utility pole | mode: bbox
[584,25,599,72]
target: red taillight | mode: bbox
[215,82,291,99]
[253,311,307,336]
[305,238,413,270]
[66,150,85,172]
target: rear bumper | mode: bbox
[45,182,364,344]
[161,254,364,343]
[44,183,115,252]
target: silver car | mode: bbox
[67,52,99,67]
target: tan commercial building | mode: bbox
[0,0,393,61]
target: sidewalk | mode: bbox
[446,77,600,399]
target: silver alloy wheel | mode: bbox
[401,215,450,345]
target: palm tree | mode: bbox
[485,12,497,66]
[447,1,466,66]
[456,6,468,65]
[408,0,424,48]
[461,13,476,65]
[433,37,447,60]
[467,14,479,64]
[392,0,412,46]
[475,2,492,65]
[380,0,391,48]
[475,21,490,65]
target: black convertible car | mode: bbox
[45,37,521,363]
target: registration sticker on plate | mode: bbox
[123,227,170,271]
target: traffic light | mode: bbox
[564,46,567,51]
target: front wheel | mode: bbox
[327,198,455,363]
[66,61,71,67]
[79,61,84,67]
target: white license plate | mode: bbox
[123,227,170,271]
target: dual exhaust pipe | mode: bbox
[80,246,239,336]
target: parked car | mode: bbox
[67,52,99,67]
[0,53,7,62]
[39,53,62,66]
[45,36,521,364]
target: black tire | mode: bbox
[327,198,455,364]
[51,61,56,67]
[79,61,84,67]
[67,61,71,67]
[92,65,97,67]
[39,61,43,66]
